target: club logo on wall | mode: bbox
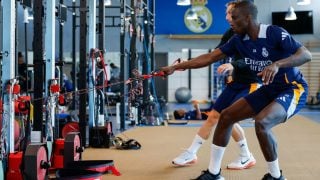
[184,0,212,33]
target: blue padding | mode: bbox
[56,113,70,119]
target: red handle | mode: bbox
[152,71,165,77]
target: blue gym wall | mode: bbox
[155,0,229,35]
[2,0,319,53]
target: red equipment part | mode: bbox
[14,96,31,114]
[66,160,121,176]
[141,74,152,79]
[64,132,83,167]
[61,122,80,138]
[6,83,21,94]
[24,143,50,180]
[63,133,121,176]
[52,132,83,170]
[50,83,60,94]
[51,138,65,169]
[58,94,66,106]
[151,70,165,77]
[140,71,165,80]
[6,152,23,180]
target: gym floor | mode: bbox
[82,114,320,180]
[81,104,320,180]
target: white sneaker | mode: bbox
[227,153,256,170]
[172,150,197,166]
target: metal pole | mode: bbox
[33,0,44,134]
[188,49,191,90]
[79,0,89,147]
[88,0,97,129]
[71,0,76,109]
[142,0,150,105]
[44,0,56,157]
[119,0,128,130]
[24,15,29,93]
[98,0,106,122]
[59,0,64,87]
[1,0,16,154]
[98,0,105,51]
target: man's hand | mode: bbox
[257,62,279,85]
[217,63,234,75]
[160,65,175,76]
[160,58,186,76]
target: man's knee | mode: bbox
[254,118,268,135]
[219,109,234,126]
[255,110,287,132]
[206,111,220,126]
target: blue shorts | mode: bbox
[244,80,308,120]
[213,82,261,113]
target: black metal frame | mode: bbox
[79,0,89,147]
[33,0,44,133]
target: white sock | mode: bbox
[208,144,225,175]
[187,134,205,154]
[267,158,281,178]
[237,139,251,157]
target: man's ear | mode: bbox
[246,14,252,22]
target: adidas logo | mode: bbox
[281,32,289,40]
[278,96,286,102]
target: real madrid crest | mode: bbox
[262,47,269,57]
[184,0,212,33]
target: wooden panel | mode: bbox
[300,52,320,98]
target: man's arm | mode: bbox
[275,46,312,68]
[161,48,226,75]
[192,101,202,120]
[258,46,312,85]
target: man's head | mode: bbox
[230,0,258,35]
[225,1,237,24]
[173,109,186,119]
[110,63,116,68]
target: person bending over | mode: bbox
[161,1,311,179]
[172,1,258,170]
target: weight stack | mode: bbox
[89,121,113,148]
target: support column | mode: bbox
[44,0,56,158]
[142,0,150,104]
[32,0,44,135]
[119,0,128,130]
[1,0,16,154]
[79,0,89,147]
[88,0,97,128]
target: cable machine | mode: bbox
[119,0,157,129]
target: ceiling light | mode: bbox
[177,0,191,6]
[285,6,297,20]
[104,0,112,6]
[297,0,311,5]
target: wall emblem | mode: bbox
[184,0,212,33]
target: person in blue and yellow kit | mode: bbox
[162,1,311,179]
